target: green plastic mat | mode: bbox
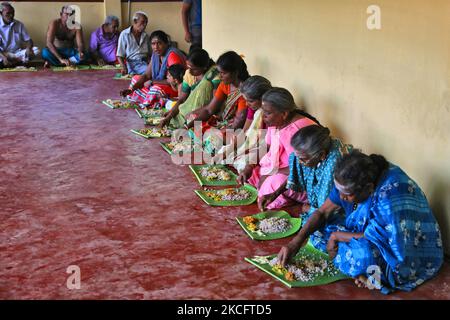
[51,65,91,72]
[245,242,350,288]
[113,73,134,80]
[89,64,121,70]
[130,129,171,139]
[194,184,257,206]
[0,66,37,72]
[236,211,301,240]
[160,142,173,154]
[189,164,238,187]
[102,99,138,109]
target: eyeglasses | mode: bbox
[296,151,321,165]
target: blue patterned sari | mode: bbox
[312,164,444,294]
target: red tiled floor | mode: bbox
[1,70,449,299]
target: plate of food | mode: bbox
[51,65,91,72]
[102,99,138,109]
[130,127,172,139]
[90,64,121,70]
[236,211,301,240]
[144,116,164,126]
[194,185,257,206]
[245,242,350,288]
[189,164,238,187]
[0,66,37,72]
[160,139,202,155]
[136,108,167,119]
[113,73,133,80]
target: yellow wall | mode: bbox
[11,1,188,53]
[203,0,450,252]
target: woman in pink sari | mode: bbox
[237,87,320,210]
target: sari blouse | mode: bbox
[213,83,247,115]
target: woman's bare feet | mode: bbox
[354,275,368,288]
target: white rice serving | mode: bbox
[258,217,291,234]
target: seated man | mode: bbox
[0,2,39,68]
[89,15,119,66]
[42,5,88,67]
[116,11,150,75]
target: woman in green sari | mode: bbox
[185,51,250,154]
[185,51,250,131]
[159,49,220,128]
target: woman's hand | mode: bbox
[277,241,300,267]
[258,192,277,211]
[236,165,254,186]
[158,116,170,129]
[120,89,132,97]
[326,233,339,260]
[121,66,128,75]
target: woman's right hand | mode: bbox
[120,89,132,97]
[121,66,128,75]
[236,165,254,186]
[258,192,277,211]
[277,241,300,267]
[158,115,170,129]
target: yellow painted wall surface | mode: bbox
[10,1,188,53]
[203,0,450,252]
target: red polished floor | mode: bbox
[1,70,449,300]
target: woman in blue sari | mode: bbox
[259,125,352,220]
[120,30,186,101]
[277,150,443,294]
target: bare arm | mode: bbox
[181,3,192,43]
[25,39,33,51]
[278,198,341,266]
[186,95,223,128]
[75,27,84,53]
[117,56,127,74]
[242,118,252,133]
[229,110,247,130]
[0,51,11,65]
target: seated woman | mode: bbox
[277,150,444,294]
[159,48,220,128]
[129,63,185,109]
[237,87,320,210]
[121,30,186,102]
[185,51,250,131]
[259,125,353,223]
[213,75,272,173]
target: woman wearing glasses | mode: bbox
[259,125,353,222]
